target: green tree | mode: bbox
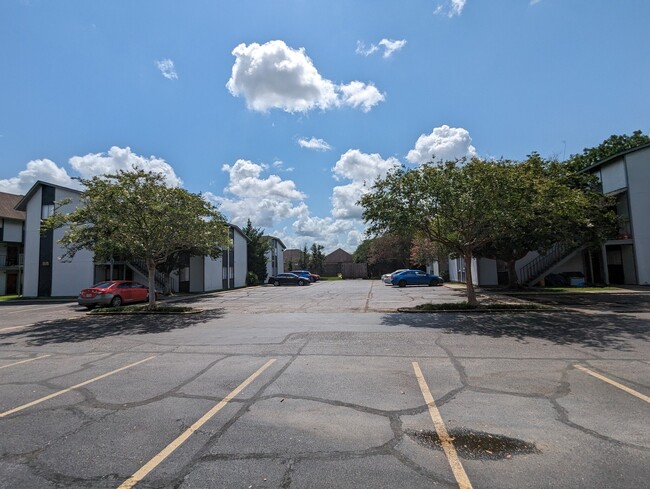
[298,245,310,269]
[475,155,616,287]
[361,159,505,304]
[565,130,650,172]
[42,169,230,307]
[309,243,325,274]
[242,219,270,285]
[353,239,372,263]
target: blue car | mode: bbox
[391,269,444,287]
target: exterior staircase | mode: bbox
[519,242,586,286]
[127,260,177,293]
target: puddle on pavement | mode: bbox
[406,428,540,460]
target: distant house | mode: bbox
[0,191,25,295]
[323,248,354,276]
[283,248,303,272]
[15,180,248,297]
[264,236,285,278]
[448,143,650,287]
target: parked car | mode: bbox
[78,280,156,309]
[268,273,311,286]
[290,269,320,282]
[381,269,408,284]
[390,270,444,287]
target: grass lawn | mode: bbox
[533,286,624,293]
[0,295,19,301]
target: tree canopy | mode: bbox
[360,156,616,302]
[242,219,270,285]
[43,169,230,306]
[565,130,650,172]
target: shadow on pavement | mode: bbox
[381,311,650,351]
[0,309,226,346]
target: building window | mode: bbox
[41,204,55,220]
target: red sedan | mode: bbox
[77,280,152,309]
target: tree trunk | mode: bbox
[147,259,157,308]
[464,252,478,305]
[507,259,519,289]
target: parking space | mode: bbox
[0,280,648,488]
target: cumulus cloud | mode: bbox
[356,39,407,58]
[332,149,401,182]
[339,81,385,113]
[211,159,307,228]
[331,149,401,219]
[155,59,178,80]
[69,146,183,186]
[406,125,477,165]
[298,137,332,151]
[226,40,385,113]
[435,0,466,17]
[0,159,78,194]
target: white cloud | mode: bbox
[331,149,401,219]
[155,59,178,80]
[339,81,385,113]
[357,39,407,58]
[406,125,477,165]
[212,159,307,228]
[529,0,542,5]
[227,40,385,113]
[298,137,332,151]
[378,39,407,58]
[435,0,466,17]
[332,149,401,182]
[69,146,183,186]
[0,159,78,194]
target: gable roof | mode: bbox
[263,235,286,250]
[324,248,353,264]
[582,142,650,173]
[15,180,82,212]
[0,191,25,220]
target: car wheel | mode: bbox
[398,280,406,288]
[273,280,280,286]
[297,280,304,286]
[110,296,122,307]
[429,279,437,286]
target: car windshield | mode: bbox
[91,281,116,289]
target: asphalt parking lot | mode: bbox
[0,280,648,488]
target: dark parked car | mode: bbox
[268,273,311,286]
[290,270,320,282]
[78,280,155,308]
[390,270,444,287]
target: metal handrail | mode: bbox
[519,242,573,285]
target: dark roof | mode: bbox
[0,191,25,220]
[15,180,82,211]
[263,235,287,249]
[324,248,353,263]
[582,142,650,173]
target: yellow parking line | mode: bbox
[574,365,650,404]
[413,362,473,489]
[0,354,51,370]
[0,324,32,332]
[118,358,276,489]
[0,356,156,418]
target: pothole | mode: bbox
[406,428,540,460]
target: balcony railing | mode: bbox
[0,254,24,267]
[613,217,632,240]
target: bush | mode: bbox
[246,271,259,286]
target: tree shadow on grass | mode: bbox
[0,309,226,346]
[380,311,650,351]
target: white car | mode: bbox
[381,269,407,284]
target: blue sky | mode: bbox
[2,0,649,252]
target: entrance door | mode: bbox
[6,273,17,294]
[606,246,624,284]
